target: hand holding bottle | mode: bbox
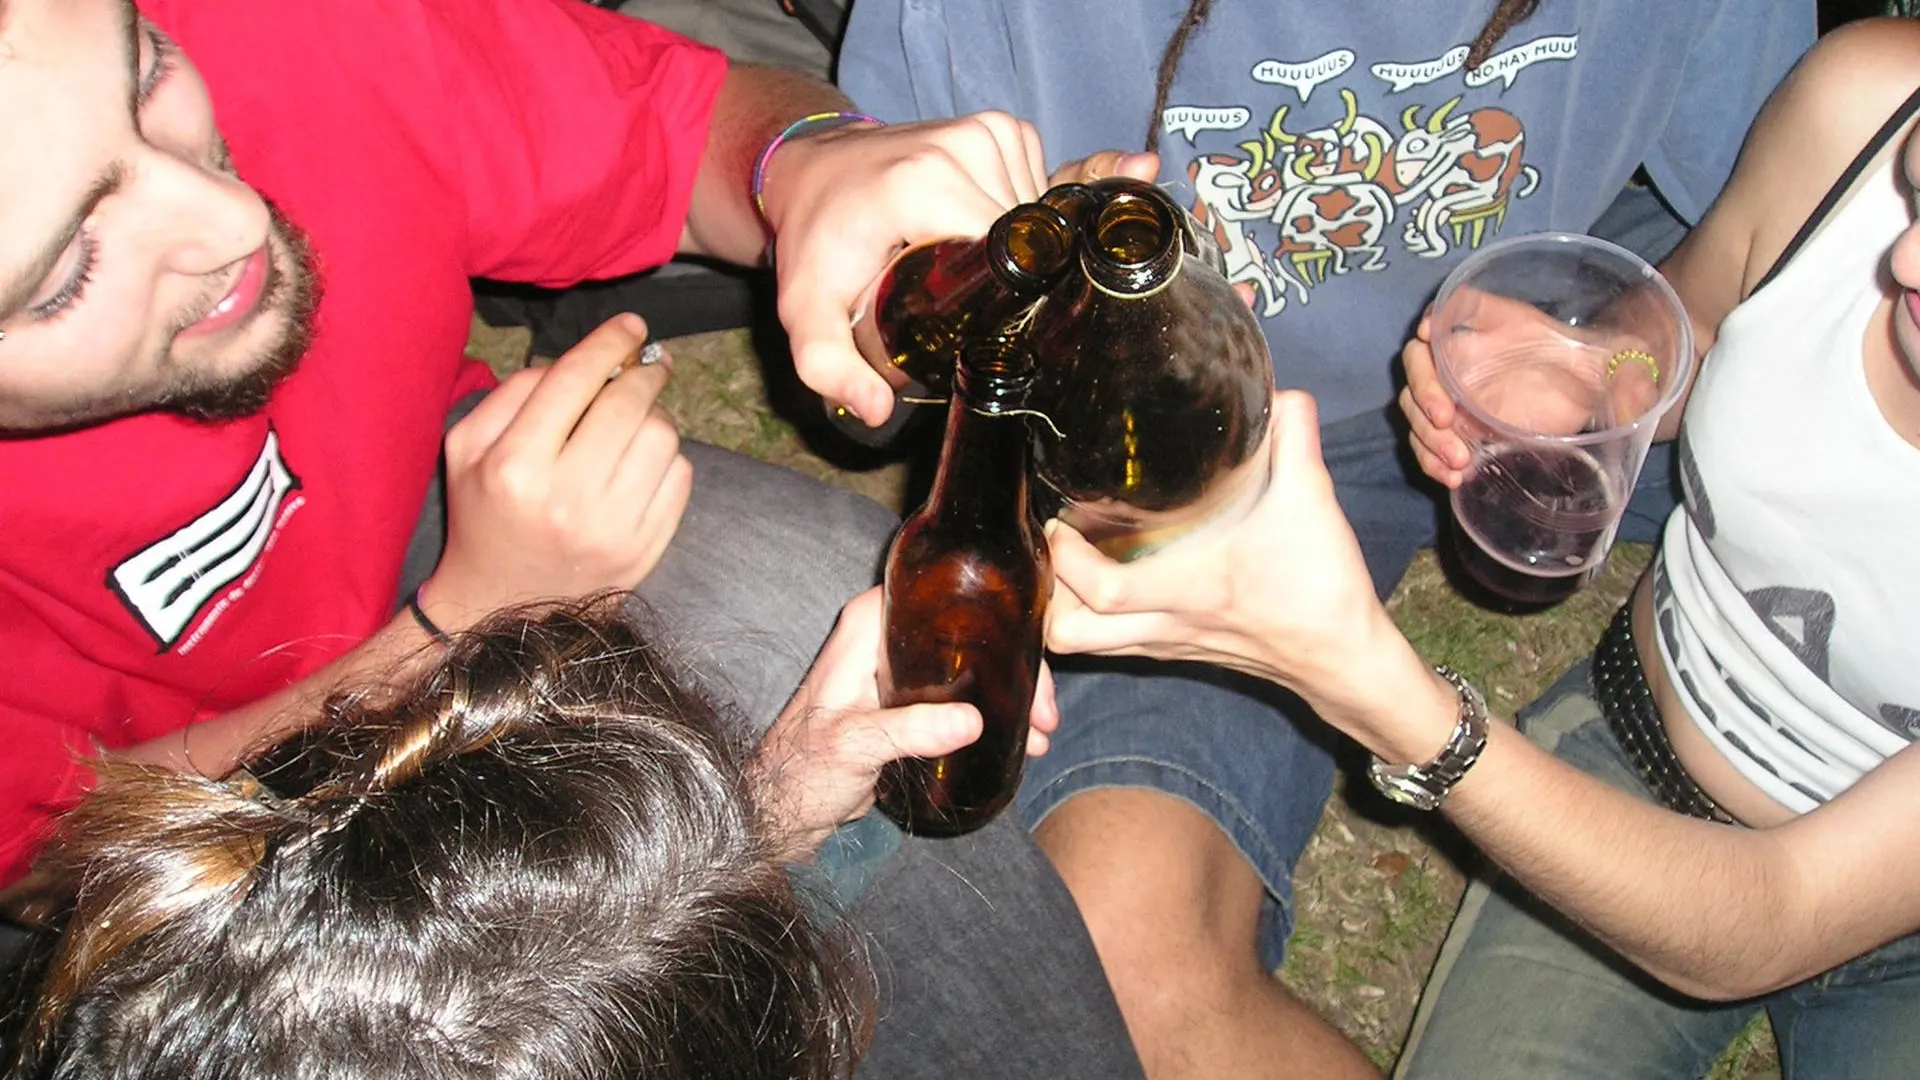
[1045,391,1418,729]
[876,335,1054,836]
[836,200,1077,444]
[753,588,1059,858]
[754,112,1050,428]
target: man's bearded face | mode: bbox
[0,0,321,432]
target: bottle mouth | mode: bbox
[1039,182,1099,231]
[956,334,1036,412]
[1081,187,1181,296]
[989,203,1076,291]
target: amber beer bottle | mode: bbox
[836,203,1076,445]
[874,336,1052,837]
[1024,177,1275,560]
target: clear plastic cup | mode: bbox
[1430,233,1693,607]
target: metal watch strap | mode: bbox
[1367,665,1490,811]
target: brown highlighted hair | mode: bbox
[10,597,869,1080]
[1146,0,1543,151]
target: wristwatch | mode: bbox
[1367,665,1489,811]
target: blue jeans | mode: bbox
[1024,660,1339,967]
[1397,664,1920,1079]
[407,415,1144,1080]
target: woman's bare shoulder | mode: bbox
[1751,18,1920,186]
[1701,19,1920,297]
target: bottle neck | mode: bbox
[864,202,1071,392]
[926,368,1035,528]
[988,203,1076,295]
[967,202,1077,330]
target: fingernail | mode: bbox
[1119,152,1156,172]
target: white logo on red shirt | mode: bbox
[108,429,301,649]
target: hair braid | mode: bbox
[1467,0,1541,70]
[19,764,295,1067]
[1146,0,1213,153]
[17,596,869,1080]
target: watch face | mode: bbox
[1368,762,1442,811]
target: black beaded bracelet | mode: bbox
[407,586,452,648]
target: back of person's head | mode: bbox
[8,598,868,1080]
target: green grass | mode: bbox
[1706,1017,1782,1080]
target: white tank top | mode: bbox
[1653,119,1920,813]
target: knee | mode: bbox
[1035,789,1272,992]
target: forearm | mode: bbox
[111,612,443,780]
[1442,725,1807,999]
[679,62,859,264]
[1322,646,1805,1000]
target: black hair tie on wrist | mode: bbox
[407,586,452,648]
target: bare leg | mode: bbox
[1037,788,1379,1080]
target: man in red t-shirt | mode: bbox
[0,0,1046,878]
[0,0,1146,1073]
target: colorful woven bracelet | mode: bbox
[751,110,884,221]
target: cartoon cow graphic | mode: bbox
[1377,96,1540,258]
[1184,154,1308,317]
[1238,89,1396,284]
[1259,88,1393,186]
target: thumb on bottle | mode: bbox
[866,703,983,763]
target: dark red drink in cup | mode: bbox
[1430,233,1692,608]
[1450,442,1616,606]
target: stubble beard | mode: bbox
[153,205,324,423]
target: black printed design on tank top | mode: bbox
[1744,586,1836,685]
[1677,430,1715,541]
[1880,703,1920,740]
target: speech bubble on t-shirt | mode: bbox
[1162,105,1253,143]
[1464,35,1578,90]
[1371,46,1471,94]
[1250,49,1355,102]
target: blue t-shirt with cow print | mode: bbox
[841,0,1813,425]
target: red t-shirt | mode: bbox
[0,0,725,882]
